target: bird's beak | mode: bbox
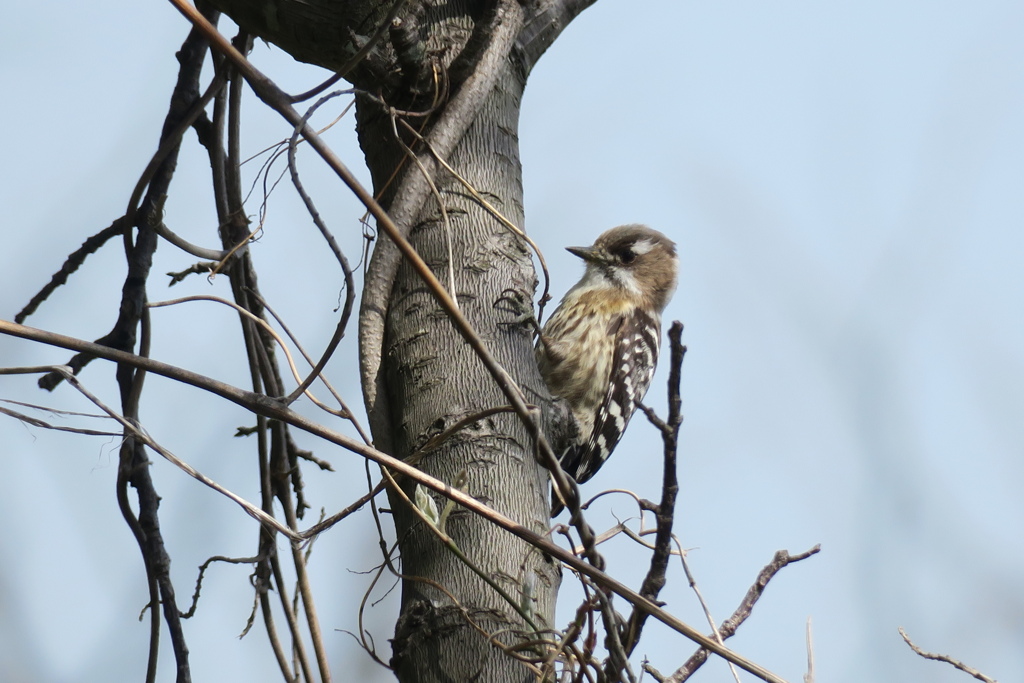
[566,245,601,262]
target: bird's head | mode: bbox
[567,224,678,312]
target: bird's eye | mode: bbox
[618,248,636,264]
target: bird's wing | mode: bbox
[566,309,661,485]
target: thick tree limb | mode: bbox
[516,0,599,74]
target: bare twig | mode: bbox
[283,89,357,406]
[899,627,998,683]
[147,296,313,403]
[251,291,367,441]
[155,219,228,262]
[182,553,266,619]
[167,260,217,285]
[804,617,815,683]
[0,403,119,437]
[354,549,399,669]
[597,589,635,683]
[678,548,742,683]
[15,220,125,324]
[281,492,333,683]
[619,322,686,661]
[124,70,229,252]
[102,17,230,683]
[648,545,821,682]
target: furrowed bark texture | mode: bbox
[202,1,598,680]
[360,6,559,681]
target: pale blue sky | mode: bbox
[1,2,1022,682]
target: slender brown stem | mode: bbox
[0,320,789,683]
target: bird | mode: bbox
[536,224,679,515]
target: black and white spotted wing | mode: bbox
[563,309,661,484]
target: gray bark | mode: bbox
[201,1,597,680]
[379,35,557,683]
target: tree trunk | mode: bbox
[373,26,557,683]
[360,4,560,680]
[202,1,596,680]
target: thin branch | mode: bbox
[107,16,226,682]
[147,296,311,401]
[182,553,266,619]
[678,546,742,683]
[0,404,120,437]
[281,490,333,683]
[651,545,821,682]
[899,627,998,683]
[301,482,386,543]
[0,396,106,419]
[619,322,686,663]
[243,348,310,682]
[155,219,229,261]
[15,220,126,324]
[266,545,315,683]
[597,589,636,683]
[51,366,300,540]
[355,545,399,669]
[123,67,228,246]
[221,42,329,678]
[167,260,217,285]
[251,291,367,442]
[804,617,815,683]
[117,436,162,683]
[0,319,791,683]
[283,89,357,406]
